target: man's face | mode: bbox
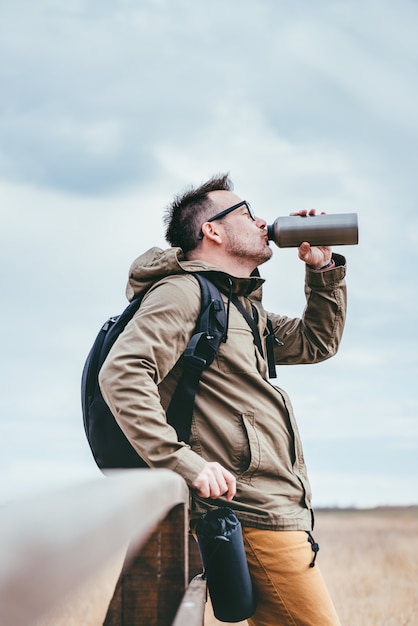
[207,191,273,268]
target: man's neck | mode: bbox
[187,249,255,278]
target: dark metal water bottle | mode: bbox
[267,213,359,248]
[196,508,256,622]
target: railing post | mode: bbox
[188,534,203,581]
[104,502,188,626]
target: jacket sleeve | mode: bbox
[267,253,347,364]
[98,275,208,485]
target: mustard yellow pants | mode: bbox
[242,528,341,626]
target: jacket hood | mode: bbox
[126,247,265,302]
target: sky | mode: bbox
[1,0,417,508]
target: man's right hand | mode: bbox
[191,462,236,501]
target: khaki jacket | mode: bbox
[99,247,347,530]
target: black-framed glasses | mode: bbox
[198,200,255,240]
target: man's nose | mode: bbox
[255,216,267,228]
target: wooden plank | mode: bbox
[0,469,188,626]
[171,575,207,626]
[104,504,187,626]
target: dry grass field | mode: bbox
[34,507,418,626]
[313,507,418,626]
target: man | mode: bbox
[99,173,346,625]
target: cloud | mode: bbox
[2,0,416,196]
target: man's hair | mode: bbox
[164,173,233,252]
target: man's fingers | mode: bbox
[223,471,236,501]
[191,462,236,501]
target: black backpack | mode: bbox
[81,273,227,471]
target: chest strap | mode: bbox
[230,295,278,379]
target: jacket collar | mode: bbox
[176,253,265,298]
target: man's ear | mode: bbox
[200,221,223,244]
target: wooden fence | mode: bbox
[0,469,207,626]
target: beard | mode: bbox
[222,222,273,268]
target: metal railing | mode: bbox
[0,469,207,626]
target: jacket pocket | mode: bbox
[237,412,261,483]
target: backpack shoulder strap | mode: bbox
[166,273,227,443]
[230,295,278,379]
